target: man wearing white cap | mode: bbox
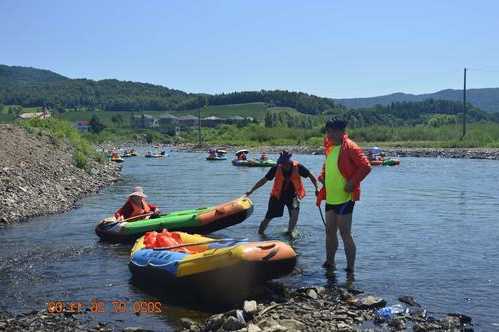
[114,186,160,221]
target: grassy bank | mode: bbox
[18,118,105,169]
[179,122,499,148]
[5,104,499,148]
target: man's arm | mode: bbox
[348,143,371,185]
[245,177,268,196]
[344,142,371,193]
[308,173,319,195]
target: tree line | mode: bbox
[0,66,342,114]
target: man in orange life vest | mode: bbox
[316,120,371,273]
[114,186,160,221]
[245,151,319,236]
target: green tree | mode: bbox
[89,114,105,133]
[264,112,273,128]
[111,114,124,126]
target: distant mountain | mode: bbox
[0,65,340,114]
[1,64,499,114]
[0,65,68,86]
[335,88,499,113]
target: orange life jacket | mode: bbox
[143,230,201,254]
[271,161,305,200]
[129,198,151,216]
[114,198,151,219]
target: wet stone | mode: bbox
[306,289,318,300]
[222,316,246,331]
[243,300,258,316]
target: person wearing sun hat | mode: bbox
[245,150,319,237]
[114,186,160,221]
[316,119,371,273]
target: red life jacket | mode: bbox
[271,161,305,200]
[115,198,151,220]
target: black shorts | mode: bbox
[265,196,300,219]
[325,201,355,215]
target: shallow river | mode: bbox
[1,151,498,330]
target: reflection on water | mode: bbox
[1,152,498,330]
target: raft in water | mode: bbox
[232,159,276,167]
[95,197,254,243]
[206,156,227,161]
[129,230,297,291]
[370,158,400,166]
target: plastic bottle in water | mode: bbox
[376,304,407,319]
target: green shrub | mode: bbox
[18,117,99,168]
[73,150,87,169]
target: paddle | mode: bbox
[152,238,247,251]
[318,205,329,235]
[122,212,155,222]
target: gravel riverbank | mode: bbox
[181,285,473,332]
[0,124,121,224]
[0,285,473,331]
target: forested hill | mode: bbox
[0,65,340,114]
[2,64,499,114]
[0,65,68,86]
[336,88,499,113]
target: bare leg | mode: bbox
[338,213,356,272]
[258,218,272,234]
[287,208,299,235]
[325,210,338,268]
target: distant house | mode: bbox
[133,114,159,128]
[227,115,246,124]
[202,116,223,128]
[177,115,199,127]
[75,120,91,132]
[18,110,51,120]
[159,113,178,127]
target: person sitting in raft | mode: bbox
[208,149,217,158]
[245,150,319,236]
[260,152,268,161]
[114,187,160,221]
[238,152,247,160]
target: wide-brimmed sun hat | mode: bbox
[129,186,147,198]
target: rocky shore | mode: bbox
[0,124,120,224]
[0,285,473,332]
[170,143,499,160]
[0,310,114,332]
[181,285,474,332]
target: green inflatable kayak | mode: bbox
[95,197,253,243]
[232,159,276,167]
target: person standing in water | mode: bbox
[245,150,319,236]
[317,120,371,273]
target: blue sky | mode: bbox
[1,0,498,98]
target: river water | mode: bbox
[1,151,498,331]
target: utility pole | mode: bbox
[198,106,201,146]
[198,97,207,146]
[462,67,467,139]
